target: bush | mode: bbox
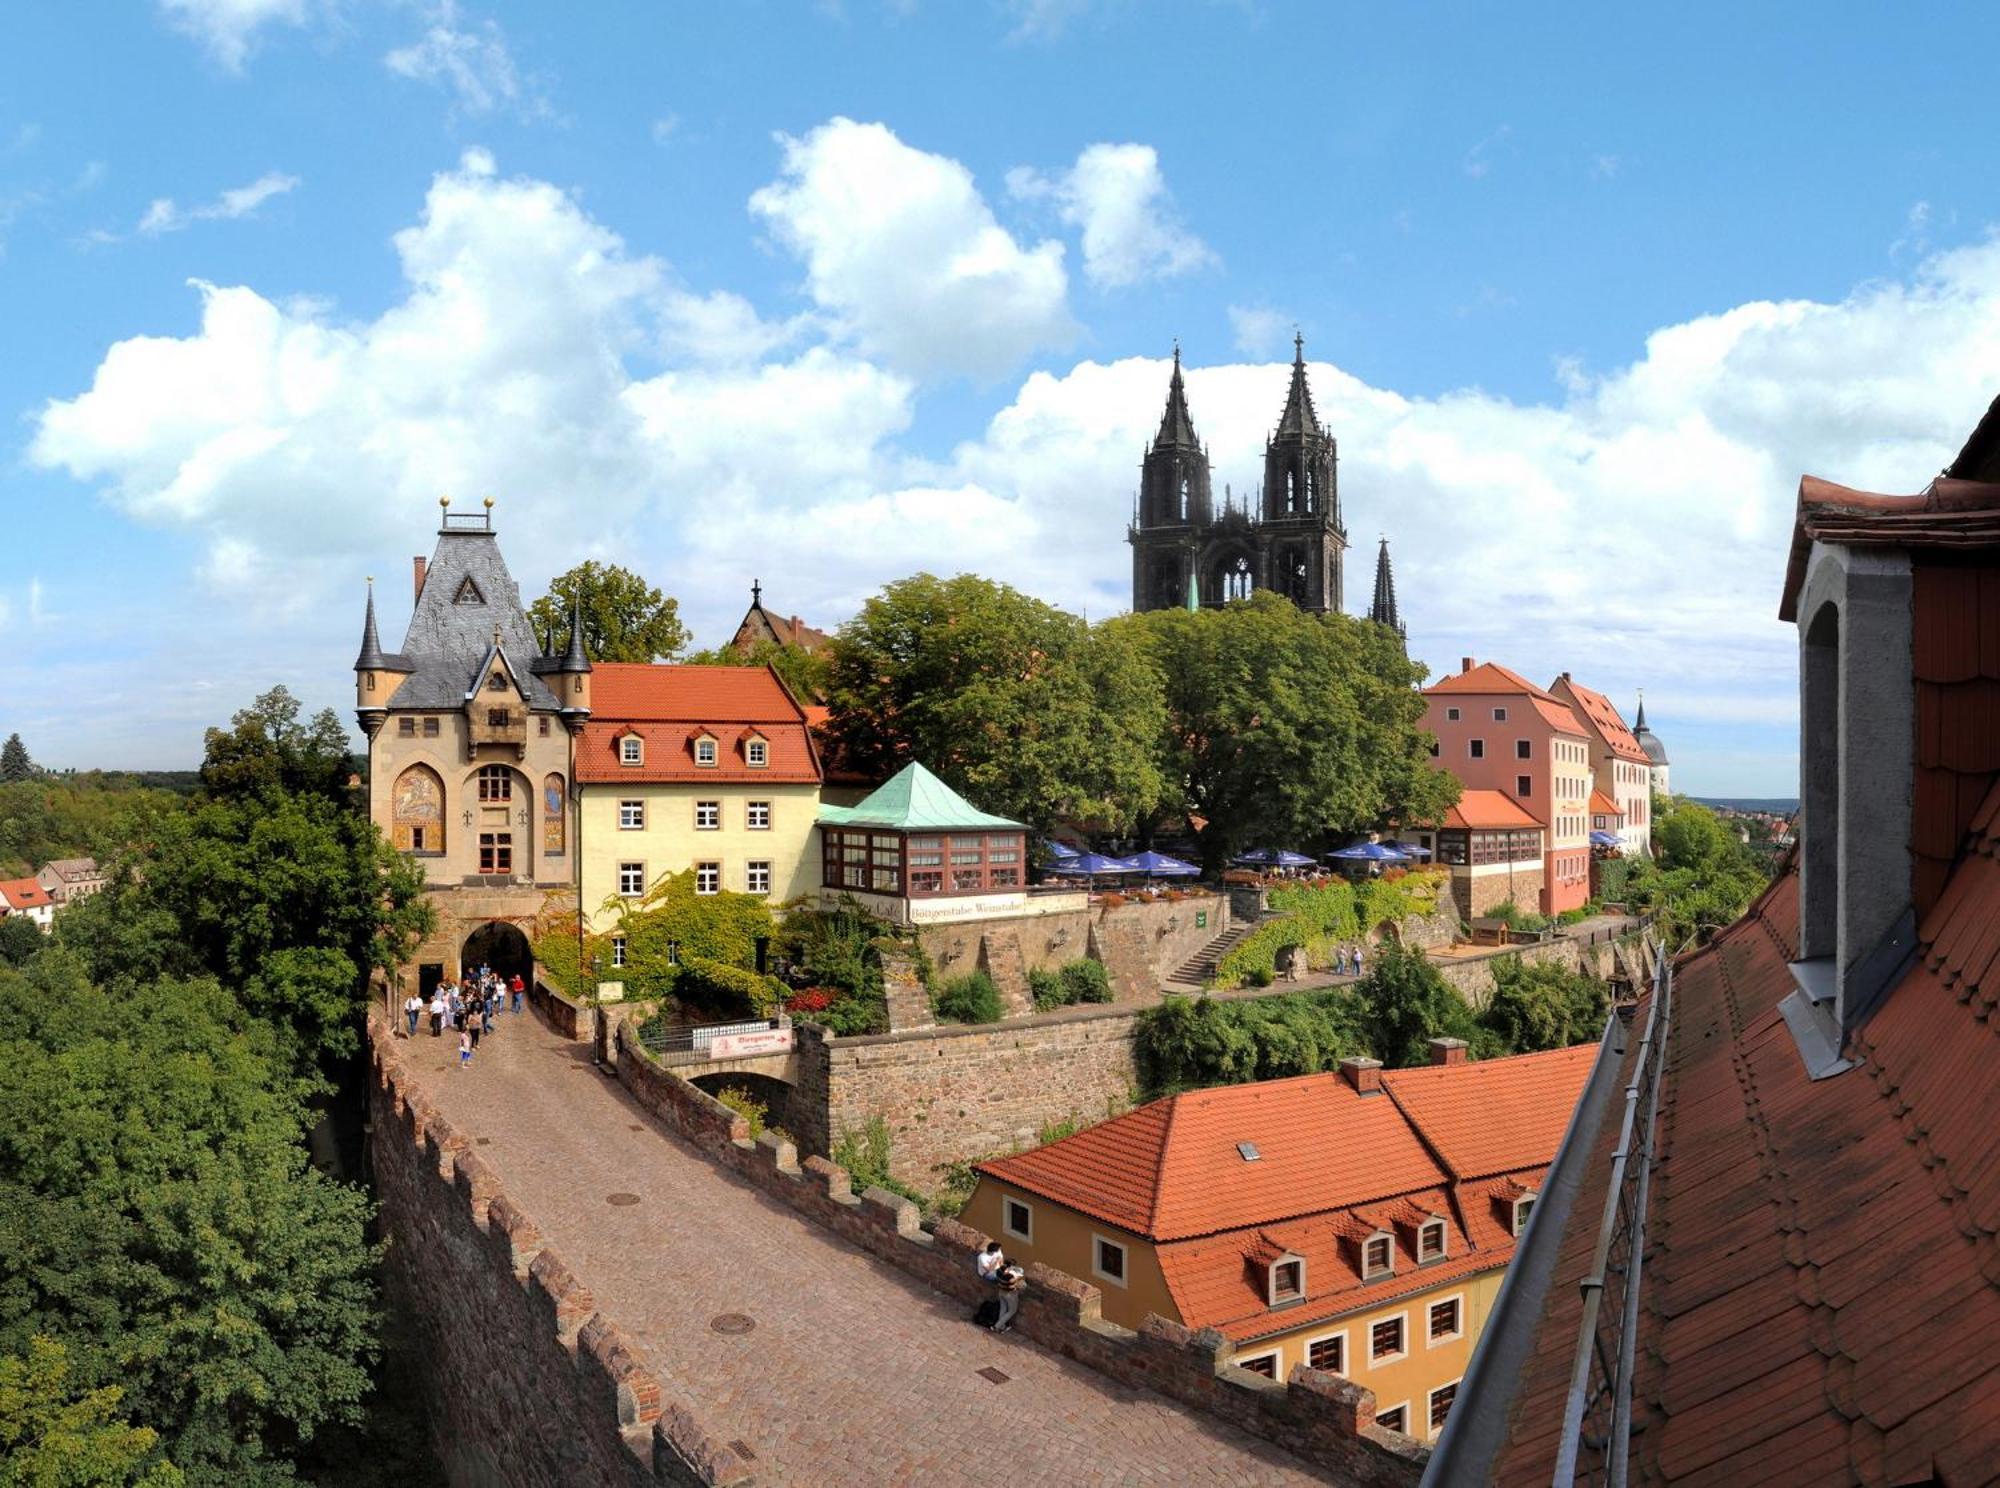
[831,1116,924,1205]
[1028,966,1064,1011]
[933,970,1003,1024]
[814,991,888,1036]
[1135,987,1371,1093]
[1479,956,1609,1052]
[1058,958,1112,1005]
[785,986,837,1014]
[677,955,784,1019]
[1246,965,1275,987]
[714,1086,768,1140]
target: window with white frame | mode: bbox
[1377,1403,1409,1434]
[1362,1233,1393,1279]
[619,735,643,765]
[1306,1333,1345,1374]
[1369,1313,1407,1364]
[1512,1194,1536,1235]
[1235,1351,1279,1379]
[1427,1296,1463,1344]
[618,800,645,830]
[1418,1219,1447,1263]
[694,737,718,767]
[1469,738,1484,759]
[1445,707,1460,721]
[746,800,771,830]
[1269,1257,1305,1306]
[745,860,771,895]
[695,800,720,830]
[618,861,646,897]
[695,861,720,895]
[1428,1380,1459,1435]
[1092,1236,1127,1286]
[611,935,627,968]
[1492,706,1507,721]
[746,738,768,767]
[1003,1197,1032,1241]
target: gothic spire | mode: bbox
[355,578,389,671]
[1369,538,1404,637]
[1274,331,1322,440]
[558,591,592,674]
[1154,342,1200,449]
[1634,690,1647,730]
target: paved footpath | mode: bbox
[404,1011,1332,1486]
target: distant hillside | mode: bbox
[1692,796,1798,814]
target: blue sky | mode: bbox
[5,1,2000,794]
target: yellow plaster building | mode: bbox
[576,663,823,932]
[964,1042,1594,1443]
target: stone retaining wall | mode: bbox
[612,1024,1426,1487]
[918,892,1229,1007]
[369,1015,752,1486]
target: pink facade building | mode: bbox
[1547,673,1653,858]
[1419,659,1593,916]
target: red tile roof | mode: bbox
[1589,788,1623,818]
[980,1049,1592,1337]
[1442,789,1543,831]
[577,664,820,784]
[1778,474,2000,621]
[1555,676,1652,763]
[1910,560,2000,915]
[0,878,53,911]
[1424,661,1555,698]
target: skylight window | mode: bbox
[1237,1142,1261,1162]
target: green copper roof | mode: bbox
[817,762,1024,832]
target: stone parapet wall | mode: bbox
[1430,930,1641,1008]
[369,1015,752,1486]
[918,892,1228,1007]
[612,1026,1425,1487]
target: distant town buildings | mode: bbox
[33,856,103,904]
[965,1041,1595,1444]
[0,877,57,931]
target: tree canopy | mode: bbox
[821,573,1166,833]
[0,1336,183,1487]
[1113,593,1458,870]
[530,561,688,664]
[0,735,31,784]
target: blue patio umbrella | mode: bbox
[1589,830,1623,849]
[1327,842,1413,864]
[1043,838,1082,859]
[1046,852,1143,877]
[1125,849,1201,877]
[1383,840,1433,859]
[1232,848,1317,868]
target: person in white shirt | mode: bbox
[403,992,422,1038]
[976,1242,1007,1285]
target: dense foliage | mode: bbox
[0,1337,182,1487]
[1029,958,1113,1011]
[1136,943,1609,1094]
[821,573,1167,833]
[682,638,830,704]
[0,775,186,879]
[540,869,778,1017]
[528,560,688,664]
[1213,871,1447,986]
[1618,799,1771,946]
[932,970,1003,1024]
[0,735,31,784]
[1110,594,1460,872]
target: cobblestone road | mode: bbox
[402,1011,1331,1486]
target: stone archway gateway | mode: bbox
[460,920,532,985]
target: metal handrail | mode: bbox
[1552,937,1672,1486]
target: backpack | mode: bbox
[971,1297,1003,1329]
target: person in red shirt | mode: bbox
[509,972,525,1014]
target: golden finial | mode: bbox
[439,494,451,509]
[483,496,495,510]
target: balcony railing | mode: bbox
[1552,938,1672,1485]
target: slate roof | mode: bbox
[1154,344,1201,450]
[40,858,99,881]
[816,762,1021,832]
[576,664,819,785]
[383,527,561,711]
[1273,334,1324,441]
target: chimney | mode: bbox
[1428,1037,1468,1067]
[1461,656,1475,673]
[413,556,428,601]
[1339,1056,1383,1096]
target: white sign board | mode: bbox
[707,1028,795,1060]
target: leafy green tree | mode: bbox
[0,735,31,784]
[0,778,181,880]
[1116,593,1457,872]
[1655,800,1734,873]
[1357,943,1488,1068]
[198,687,354,804]
[822,573,1165,832]
[0,1337,182,1487]
[683,639,831,704]
[530,561,688,664]
[0,919,43,969]
[0,960,378,1482]
[1479,956,1609,1052]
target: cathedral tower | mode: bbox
[1128,346,1212,610]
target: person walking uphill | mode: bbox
[404,991,422,1038]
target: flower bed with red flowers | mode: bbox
[784,986,839,1014]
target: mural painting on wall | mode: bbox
[394,764,444,854]
[543,774,565,855]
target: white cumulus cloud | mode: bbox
[749,118,1074,380]
[1009,142,1213,290]
[139,170,299,235]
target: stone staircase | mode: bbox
[1165,922,1257,992]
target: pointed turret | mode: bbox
[556,592,592,719]
[1274,331,1322,440]
[353,577,413,734]
[355,579,388,672]
[1369,538,1405,638]
[1155,342,1200,450]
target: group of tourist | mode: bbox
[1332,942,1368,979]
[974,1241,1027,1333]
[401,966,527,1069]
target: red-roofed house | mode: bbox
[0,877,56,931]
[1409,788,1547,919]
[1549,673,1653,857]
[964,1042,1594,1443]
[1430,393,2000,1485]
[577,663,822,927]
[1419,659,1593,915]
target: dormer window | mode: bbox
[619,735,643,766]
[1362,1233,1394,1280]
[746,737,768,768]
[1268,1256,1305,1307]
[453,577,484,604]
[1417,1219,1447,1263]
[487,673,508,691]
[694,736,718,767]
[1512,1193,1537,1236]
